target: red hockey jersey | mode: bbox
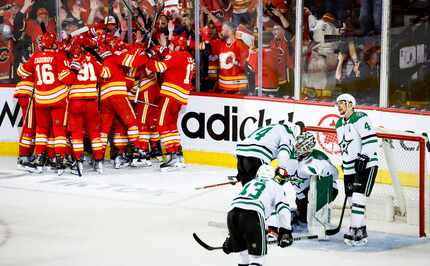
[218,39,249,92]
[70,54,103,100]
[146,50,194,104]
[248,47,281,91]
[17,50,74,106]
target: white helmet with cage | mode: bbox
[296,132,316,158]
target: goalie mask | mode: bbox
[296,132,316,159]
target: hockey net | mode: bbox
[305,126,430,237]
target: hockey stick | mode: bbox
[134,99,158,107]
[193,233,318,251]
[325,195,348,236]
[194,180,238,190]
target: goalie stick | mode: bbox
[325,195,347,236]
[192,233,318,251]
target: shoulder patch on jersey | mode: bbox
[310,149,329,160]
[335,118,343,128]
[348,111,367,124]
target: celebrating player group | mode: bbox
[15,13,193,175]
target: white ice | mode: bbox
[0,157,429,266]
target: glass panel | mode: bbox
[4,0,57,83]
[198,0,258,95]
[258,0,296,98]
[300,0,382,106]
[389,0,430,111]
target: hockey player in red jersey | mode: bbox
[66,35,104,174]
[14,77,35,168]
[146,35,194,171]
[17,32,77,174]
[217,22,249,94]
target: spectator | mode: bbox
[359,0,382,35]
[226,0,257,27]
[25,5,56,43]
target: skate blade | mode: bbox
[130,161,153,168]
[160,163,186,172]
[58,169,65,176]
[344,238,368,247]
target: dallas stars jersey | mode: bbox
[230,177,292,230]
[236,123,298,173]
[336,111,378,175]
[294,149,338,200]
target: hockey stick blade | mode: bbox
[192,233,223,251]
[325,195,348,236]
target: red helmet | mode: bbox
[41,32,57,49]
[170,35,187,50]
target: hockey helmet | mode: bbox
[296,132,316,158]
[336,93,356,107]
[41,32,57,49]
[274,167,290,185]
[256,164,275,180]
[104,16,117,25]
[170,35,187,50]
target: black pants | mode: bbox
[236,155,263,186]
[344,166,378,197]
[227,208,267,256]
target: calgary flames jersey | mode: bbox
[248,47,281,91]
[70,54,103,101]
[17,50,74,106]
[218,39,249,92]
[146,50,194,104]
[14,77,33,98]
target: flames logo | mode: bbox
[316,114,341,155]
[0,47,9,62]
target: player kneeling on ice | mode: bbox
[235,122,300,186]
[222,165,293,266]
[335,93,379,246]
[268,132,339,240]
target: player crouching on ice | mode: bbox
[280,132,339,237]
[222,165,293,266]
[335,93,379,246]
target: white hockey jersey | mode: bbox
[294,149,338,200]
[235,123,299,175]
[336,111,379,175]
[229,177,292,230]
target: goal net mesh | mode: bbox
[305,126,430,237]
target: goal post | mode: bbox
[305,125,428,237]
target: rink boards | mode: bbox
[1,87,430,187]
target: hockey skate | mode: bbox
[94,160,103,174]
[29,154,47,174]
[344,226,368,246]
[114,153,129,169]
[160,153,185,172]
[17,156,36,172]
[130,149,152,168]
[149,147,163,163]
[56,155,66,176]
[70,160,84,176]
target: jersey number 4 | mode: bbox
[251,127,273,141]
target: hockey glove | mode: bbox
[145,48,155,59]
[69,61,82,73]
[222,237,233,254]
[354,153,370,173]
[277,227,293,248]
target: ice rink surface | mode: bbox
[0,157,429,266]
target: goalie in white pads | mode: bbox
[266,132,338,240]
[336,93,379,246]
[235,123,300,186]
[222,164,294,266]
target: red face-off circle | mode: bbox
[316,114,341,155]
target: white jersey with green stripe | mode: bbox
[335,111,379,175]
[294,149,339,200]
[235,123,299,174]
[229,177,292,230]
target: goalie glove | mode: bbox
[354,153,370,173]
[277,227,293,248]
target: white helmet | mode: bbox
[336,93,356,107]
[256,164,275,179]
